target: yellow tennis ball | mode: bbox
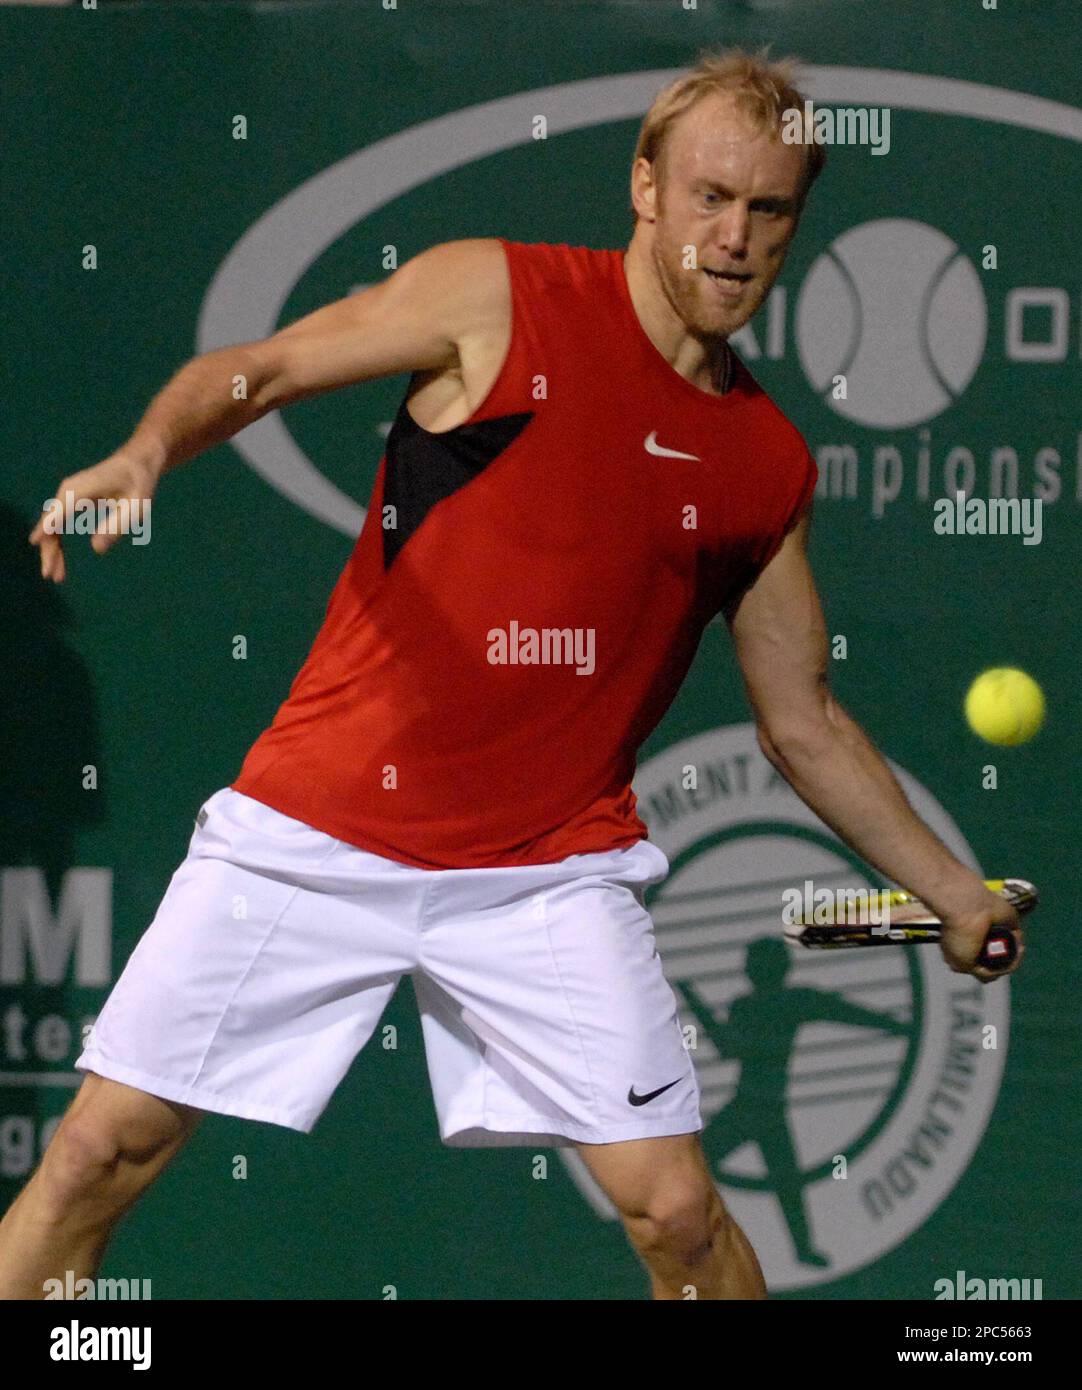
[965,668,1045,745]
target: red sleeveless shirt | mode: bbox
[231,240,817,868]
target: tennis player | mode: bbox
[5,48,1021,1301]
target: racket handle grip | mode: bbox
[978,927,1018,972]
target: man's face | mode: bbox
[639,93,808,338]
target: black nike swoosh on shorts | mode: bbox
[627,1079,682,1107]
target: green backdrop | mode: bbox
[2,0,1078,1298]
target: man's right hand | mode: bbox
[938,889,1024,985]
[29,449,163,584]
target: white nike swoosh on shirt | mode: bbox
[644,431,700,461]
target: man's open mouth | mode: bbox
[704,268,753,283]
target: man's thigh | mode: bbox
[418,839,703,1146]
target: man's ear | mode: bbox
[631,156,660,223]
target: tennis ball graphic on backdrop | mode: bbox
[795,219,987,429]
[965,668,1045,746]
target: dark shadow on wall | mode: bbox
[0,502,105,1189]
[1,502,105,883]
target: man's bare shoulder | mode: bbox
[401,238,511,341]
[415,237,508,275]
[389,240,513,427]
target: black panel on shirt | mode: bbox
[380,396,535,571]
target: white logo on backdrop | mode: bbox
[795,220,987,428]
[557,724,1008,1290]
[198,69,1082,532]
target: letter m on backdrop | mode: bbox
[0,869,112,986]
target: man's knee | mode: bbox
[620,1172,726,1268]
[36,1119,120,1217]
[35,1078,197,1218]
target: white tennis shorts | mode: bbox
[76,787,702,1146]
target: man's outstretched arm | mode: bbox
[726,503,1022,982]
[29,238,509,582]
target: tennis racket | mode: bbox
[784,878,1038,973]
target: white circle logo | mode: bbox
[795,219,987,429]
[197,70,1082,531]
[560,724,1009,1290]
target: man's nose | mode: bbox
[715,202,750,255]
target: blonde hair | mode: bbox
[632,46,826,214]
